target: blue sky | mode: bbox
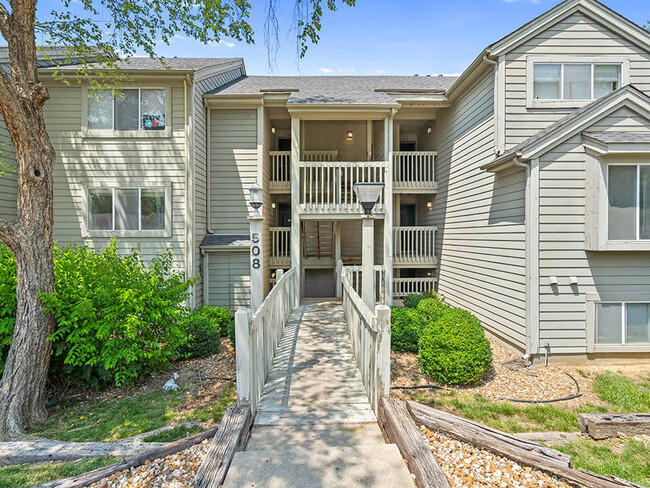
[35,0,648,76]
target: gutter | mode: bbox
[445,48,492,99]
[184,74,194,301]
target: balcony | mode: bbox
[393,151,437,193]
[270,227,291,267]
[394,277,437,298]
[393,226,437,267]
[299,161,387,216]
[270,151,291,193]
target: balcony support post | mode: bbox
[291,116,302,298]
[361,215,375,311]
[383,114,394,306]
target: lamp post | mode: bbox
[248,181,264,311]
[354,182,384,310]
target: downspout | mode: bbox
[482,53,500,155]
[184,74,193,305]
[205,99,213,233]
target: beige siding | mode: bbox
[538,107,650,354]
[505,11,650,148]
[44,81,188,267]
[303,120,367,161]
[192,67,242,306]
[206,250,250,310]
[0,119,17,222]
[340,220,361,258]
[262,108,273,293]
[209,109,257,233]
[431,71,528,351]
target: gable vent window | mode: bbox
[533,63,621,101]
[607,164,650,241]
[88,187,166,231]
[88,88,166,131]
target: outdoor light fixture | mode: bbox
[346,130,354,139]
[427,127,432,135]
[249,181,263,217]
[354,182,384,215]
[426,201,433,210]
[271,127,276,134]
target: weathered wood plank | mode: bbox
[578,413,650,440]
[35,427,219,488]
[408,401,643,488]
[194,405,253,488]
[379,397,450,488]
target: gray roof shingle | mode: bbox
[207,75,458,105]
[583,131,650,144]
[51,57,242,72]
[200,234,250,248]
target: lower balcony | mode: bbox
[270,227,291,267]
[393,226,437,267]
[393,277,437,298]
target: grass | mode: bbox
[0,457,119,488]
[31,382,236,442]
[593,371,650,411]
[555,439,650,487]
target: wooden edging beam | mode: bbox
[379,397,450,488]
[407,401,643,488]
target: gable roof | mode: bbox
[583,132,650,144]
[482,85,650,172]
[206,75,458,106]
[49,57,243,74]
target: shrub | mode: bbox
[390,307,426,353]
[228,318,236,351]
[416,295,449,323]
[418,307,492,386]
[181,313,221,358]
[194,305,232,337]
[0,247,16,374]
[403,293,426,309]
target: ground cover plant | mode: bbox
[0,457,120,488]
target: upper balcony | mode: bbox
[393,151,437,193]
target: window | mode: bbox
[88,89,166,131]
[607,164,650,241]
[88,187,166,231]
[533,63,621,101]
[596,302,650,345]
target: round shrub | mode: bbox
[402,293,426,309]
[390,307,425,353]
[195,305,232,337]
[182,313,221,358]
[416,296,449,323]
[417,308,492,386]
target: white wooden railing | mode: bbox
[394,277,437,298]
[235,268,299,415]
[270,151,291,191]
[393,226,437,265]
[299,161,387,214]
[341,265,386,304]
[303,150,338,161]
[393,151,437,191]
[270,227,291,267]
[341,273,391,414]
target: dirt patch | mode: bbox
[391,338,601,406]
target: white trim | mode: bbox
[81,182,173,238]
[526,56,630,109]
[206,108,213,233]
[495,55,507,155]
[525,158,540,356]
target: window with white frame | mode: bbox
[596,301,650,345]
[607,164,650,241]
[88,187,166,231]
[533,63,621,101]
[88,89,166,131]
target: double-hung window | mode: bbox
[532,63,622,101]
[87,88,166,131]
[596,301,650,345]
[88,187,166,232]
[607,164,650,241]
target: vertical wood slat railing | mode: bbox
[302,150,338,161]
[235,268,299,416]
[299,161,387,214]
[341,271,391,414]
[393,226,437,264]
[341,265,386,304]
[270,151,291,190]
[394,277,438,298]
[269,227,291,266]
[393,151,436,190]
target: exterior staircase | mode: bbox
[302,221,334,258]
[222,301,413,488]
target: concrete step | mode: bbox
[245,423,385,450]
[223,444,413,488]
[255,406,377,426]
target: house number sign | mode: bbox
[251,232,261,269]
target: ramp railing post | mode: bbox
[235,308,253,411]
[375,304,392,400]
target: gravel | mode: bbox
[420,426,571,488]
[90,439,210,488]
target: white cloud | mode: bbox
[208,39,235,48]
[318,68,333,73]
[375,70,387,74]
[337,67,355,74]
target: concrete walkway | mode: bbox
[223,300,413,488]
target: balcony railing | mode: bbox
[270,227,291,267]
[394,277,437,298]
[303,150,338,162]
[299,161,387,214]
[270,151,291,192]
[338,263,386,304]
[393,151,437,192]
[393,226,437,266]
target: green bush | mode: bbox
[416,295,449,322]
[181,313,221,358]
[418,307,492,386]
[0,242,195,389]
[402,293,426,309]
[194,305,232,337]
[390,307,425,353]
[228,318,236,351]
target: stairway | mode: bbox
[302,221,334,258]
[222,301,413,488]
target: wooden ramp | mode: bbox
[223,300,413,488]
